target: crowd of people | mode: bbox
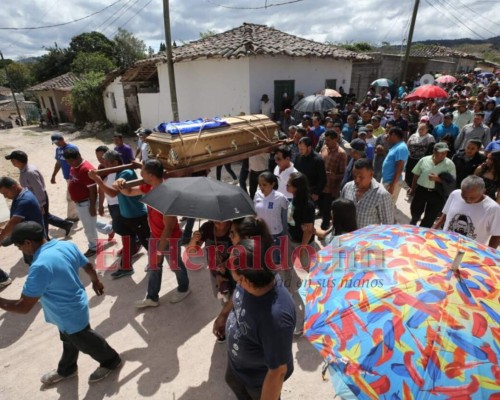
[0,70,499,398]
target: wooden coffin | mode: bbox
[146,115,280,171]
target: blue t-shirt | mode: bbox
[55,143,78,180]
[22,240,89,334]
[11,188,44,226]
[117,169,147,218]
[226,275,296,389]
[485,140,500,153]
[382,141,409,183]
[432,123,459,141]
[342,124,356,142]
[310,126,325,142]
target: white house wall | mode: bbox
[103,77,128,125]
[248,56,353,113]
[145,58,251,128]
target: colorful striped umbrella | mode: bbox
[300,225,500,399]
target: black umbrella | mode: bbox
[292,95,337,120]
[140,177,255,221]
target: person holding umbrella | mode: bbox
[114,159,190,307]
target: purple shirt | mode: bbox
[114,144,135,164]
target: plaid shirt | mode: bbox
[320,144,347,197]
[341,178,394,228]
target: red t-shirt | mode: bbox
[68,160,97,202]
[140,183,182,239]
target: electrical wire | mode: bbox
[101,0,142,35]
[0,0,124,30]
[453,0,500,28]
[111,0,154,37]
[206,0,305,10]
[439,0,498,35]
[93,0,134,32]
[436,0,495,38]
[424,0,487,39]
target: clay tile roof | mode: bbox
[28,72,80,92]
[0,100,35,111]
[139,22,371,65]
[384,44,480,60]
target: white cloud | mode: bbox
[0,0,497,59]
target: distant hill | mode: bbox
[414,36,500,51]
[413,36,500,64]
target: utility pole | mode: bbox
[162,0,179,122]
[0,50,24,126]
[400,0,420,84]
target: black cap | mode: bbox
[350,138,366,152]
[51,133,63,143]
[11,221,45,244]
[5,150,27,163]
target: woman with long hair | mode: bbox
[475,151,500,203]
[285,172,317,335]
[316,198,358,243]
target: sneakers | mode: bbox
[134,298,159,308]
[0,277,12,288]
[111,269,134,279]
[169,289,192,304]
[41,369,77,385]
[84,248,97,257]
[88,361,121,383]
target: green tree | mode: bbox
[4,62,33,91]
[69,71,106,126]
[69,31,115,60]
[71,52,116,75]
[159,42,166,52]
[113,28,146,68]
[31,43,72,82]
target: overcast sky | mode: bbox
[0,0,498,59]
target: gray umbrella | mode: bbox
[292,95,337,119]
[140,177,255,221]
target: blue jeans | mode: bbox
[147,241,189,302]
[74,200,97,250]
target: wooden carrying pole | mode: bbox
[96,142,284,188]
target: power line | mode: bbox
[455,0,500,28]
[436,0,495,40]
[441,0,496,36]
[206,0,305,10]
[111,0,154,37]
[0,0,124,30]
[101,0,142,35]
[93,0,134,32]
[424,0,487,39]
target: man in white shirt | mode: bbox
[260,94,275,120]
[433,175,500,248]
[273,145,297,200]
